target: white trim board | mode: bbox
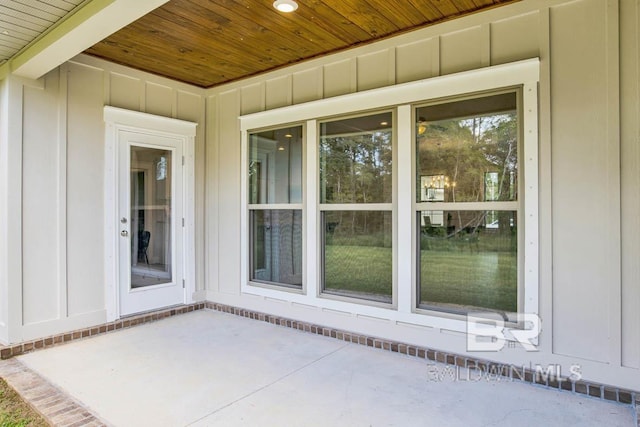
[240,59,539,131]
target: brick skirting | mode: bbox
[205,302,639,413]
[0,300,637,426]
[0,358,106,427]
[0,302,205,360]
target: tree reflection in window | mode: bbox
[416,92,519,314]
[416,92,518,204]
[320,112,394,303]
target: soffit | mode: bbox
[0,0,86,64]
[84,0,519,88]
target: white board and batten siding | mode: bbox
[0,0,638,391]
[205,0,640,389]
[0,56,206,342]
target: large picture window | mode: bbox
[248,125,303,289]
[415,92,520,315]
[240,59,539,332]
[319,112,394,303]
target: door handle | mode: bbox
[121,230,129,237]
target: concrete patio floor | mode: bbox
[6,310,636,426]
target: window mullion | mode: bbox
[415,201,519,211]
[318,203,392,211]
[248,204,304,210]
[397,104,412,313]
[305,120,318,300]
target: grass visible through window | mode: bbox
[324,245,392,302]
[420,250,517,312]
[323,236,517,312]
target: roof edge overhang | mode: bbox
[0,0,168,81]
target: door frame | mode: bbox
[104,106,197,321]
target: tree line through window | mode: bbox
[416,92,519,314]
[247,90,521,316]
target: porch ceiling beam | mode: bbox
[0,0,169,81]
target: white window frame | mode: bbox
[412,89,524,320]
[317,111,397,307]
[246,124,306,293]
[239,58,539,333]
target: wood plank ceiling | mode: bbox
[85,0,519,88]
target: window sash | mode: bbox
[412,90,524,318]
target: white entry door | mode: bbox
[118,131,184,316]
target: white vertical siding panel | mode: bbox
[21,71,60,325]
[356,49,394,92]
[217,90,241,295]
[265,75,292,110]
[550,0,618,363]
[57,64,69,326]
[0,79,7,343]
[323,59,354,98]
[490,12,540,65]
[0,76,24,343]
[292,68,322,105]
[604,0,621,368]
[620,0,640,369]
[109,72,141,111]
[176,91,203,123]
[177,91,206,292]
[206,94,219,293]
[395,38,437,84]
[145,82,174,118]
[440,27,484,75]
[66,62,105,316]
[240,83,265,115]
[537,6,554,354]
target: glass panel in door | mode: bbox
[130,146,173,288]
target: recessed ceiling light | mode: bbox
[273,0,298,13]
[380,121,388,126]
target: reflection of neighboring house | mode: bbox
[420,175,446,226]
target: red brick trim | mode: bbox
[0,303,205,360]
[0,358,106,426]
[1,300,636,426]
[205,301,639,412]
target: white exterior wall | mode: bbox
[204,0,640,389]
[0,57,206,343]
[0,0,637,391]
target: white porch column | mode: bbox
[0,75,24,344]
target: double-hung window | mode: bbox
[248,125,303,289]
[241,59,539,330]
[319,112,394,304]
[415,91,522,317]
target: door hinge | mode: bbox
[182,218,185,227]
[182,279,185,289]
[182,155,185,165]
